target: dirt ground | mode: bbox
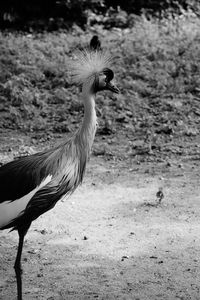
[1,134,200,300]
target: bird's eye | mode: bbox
[103,68,114,83]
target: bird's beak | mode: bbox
[106,82,120,94]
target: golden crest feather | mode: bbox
[70,49,112,85]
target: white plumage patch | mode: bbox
[70,50,112,85]
[0,175,52,229]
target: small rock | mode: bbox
[158,260,164,264]
[28,249,37,254]
[121,255,129,261]
[129,232,135,235]
[40,229,48,235]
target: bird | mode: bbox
[89,35,101,51]
[0,48,119,300]
[156,187,164,204]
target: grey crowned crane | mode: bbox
[0,49,119,300]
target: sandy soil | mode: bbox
[1,153,200,300]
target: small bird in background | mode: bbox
[156,187,164,204]
[0,46,119,300]
[89,35,101,51]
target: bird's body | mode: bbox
[0,112,96,231]
[0,46,119,300]
[0,139,86,230]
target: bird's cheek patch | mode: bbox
[91,76,99,93]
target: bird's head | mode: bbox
[92,68,119,94]
[70,50,119,96]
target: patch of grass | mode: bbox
[0,11,200,157]
[108,11,200,142]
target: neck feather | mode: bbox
[77,91,97,153]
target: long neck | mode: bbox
[77,88,97,154]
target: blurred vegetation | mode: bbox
[1,9,200,160]
[0,1,200,159]
[0,0,200,30]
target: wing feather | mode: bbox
[0,152,50,203]
[0,138,87,230]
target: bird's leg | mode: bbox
[14,226,29,300]
[14,231,25,300]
